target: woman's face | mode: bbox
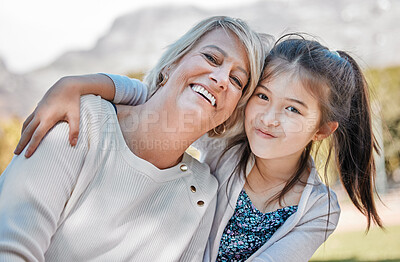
[245,73,322,161]
[161,28,250,133]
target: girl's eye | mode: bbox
[287,106,301,114]
[231,76,243,89]
[203,53,217,64]
[257,93,269,101]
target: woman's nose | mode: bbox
[209,67,229,91]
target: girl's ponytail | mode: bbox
[333,51,382,229]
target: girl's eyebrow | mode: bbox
[258,84,270,92]
[203,45,248,77]
[286,98,308,109]
[258,84,308,109]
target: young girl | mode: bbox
[14,35,382,261]
[201,36,382,261]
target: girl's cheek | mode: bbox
[286,119,304,134]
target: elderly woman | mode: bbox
[0,16,265,261]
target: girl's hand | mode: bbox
[14,74,115,157]
[14,76,82,157]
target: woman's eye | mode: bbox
[203,53,217,64]
[256,93,269,101]
[287,106,301,114]
[231,76,243,89]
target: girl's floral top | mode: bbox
[216,189,298,261]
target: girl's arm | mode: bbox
[14,74,147,157]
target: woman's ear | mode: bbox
[159,65,174,87]
[163,65,172,74]
[313,121,339,141]
[164,63,178,75]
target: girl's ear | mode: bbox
[313,121,339,141]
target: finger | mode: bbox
[14,118,39,155]
[24,121,55,158]
[67,111,80,146]
[21,112,35,135]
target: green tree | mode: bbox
[366,66,400,179]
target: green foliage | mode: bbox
[366,66,400,177]
[311,225,400,261]
[0,117,22,174]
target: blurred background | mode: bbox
[0,0,399,260]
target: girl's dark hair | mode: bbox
[223,34,382,230]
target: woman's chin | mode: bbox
[178,100,212,117]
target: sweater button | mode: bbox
[180,164,188,172]
[190,185,196,193]
[197,200,204,207]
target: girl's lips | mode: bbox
[255,128,277,139]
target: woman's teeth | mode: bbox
[191,85,216,106]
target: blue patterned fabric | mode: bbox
[217,190,298,261]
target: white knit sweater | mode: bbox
[0,95,218,262]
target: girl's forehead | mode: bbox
[259,74,321,106]
[259,72,303,92]
[262,62,329,97]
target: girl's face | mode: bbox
[245,73,325,161]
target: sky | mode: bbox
[0,0,259,73]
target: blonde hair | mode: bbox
[144,16,267,137]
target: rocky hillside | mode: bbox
[2,0,399,118]
[0,58,30,118]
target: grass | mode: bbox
[310,225,400,261]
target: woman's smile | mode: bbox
[190,84,217,107]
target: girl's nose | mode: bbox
[260,111,280,127]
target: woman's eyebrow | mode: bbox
[204,45,227,56]
[203,45,248,77]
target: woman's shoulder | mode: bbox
[80,95,115,120]
[70,95,120,149]
[80,95,117,128]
